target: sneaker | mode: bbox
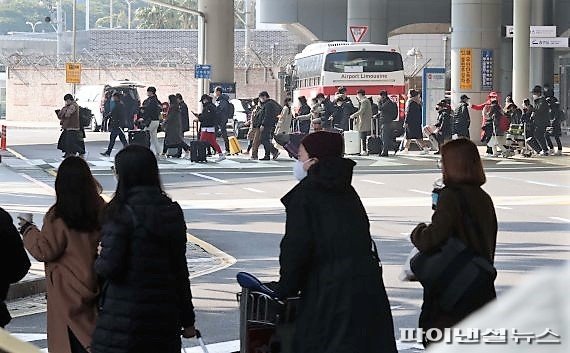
[360,151,369,156]
[215,154,226,162]
[556,150,562,156]
[100,152,110,157]
[272,150,281,160]
[259,156,271,161]
[539,151,549,157]
[549,149,556,155]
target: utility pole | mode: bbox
[110,0,113,28]
[72,0,77,94]
[85,0,90,30]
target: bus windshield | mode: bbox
[324,51,403,73]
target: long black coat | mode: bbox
[278,158,397,353]
[452,102,471,138]
[0,208,31,327]
[92,187,195,353]
[179,101,190,133]
[164,108,183,146]
[404,100,423,139]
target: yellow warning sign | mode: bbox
[460,49,472,90]
[65,63,81,84]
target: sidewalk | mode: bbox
[0,120,60,129]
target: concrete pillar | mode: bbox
[198,0,235,87]
[347,0,388,44]
[513,0,531,106]
[450,0,502,141]
[530,0,546,88]
[542,0,554,86]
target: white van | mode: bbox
[75,80,145,131]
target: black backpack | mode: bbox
[79,106,93,128]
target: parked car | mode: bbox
[229,98,253,139]
[75,79,144,131]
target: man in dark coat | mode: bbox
[258,91,281,160]
[214,86,232,154]
[531,85,551,155]
[452,94,471,138]
[101,93,128,157]
[434,100,452,154]
[176,93,190,133]
[278,132,397,353]
[0,207,31,327]
[376,90,399,156]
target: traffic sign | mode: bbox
[65,63,81,84]
[349,26,368,43]
[194,64,212,79]
[530,37,569,48]
[505,25,557,38]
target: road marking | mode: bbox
[362,179,385,185]
[183,340,240,353]
[525,180,563,188]
[243,187,264,194]
[495,206,513,210]
[186,232,237,278]
[549,217,570,223]
[6,147,29,161]
[19,174,55,194]
[408,189,431,195]
[488,175,570,189]
[191,172,229,184]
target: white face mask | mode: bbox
[293,159,309,181]
[532,94,539,100]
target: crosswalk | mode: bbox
[7,333,424,352]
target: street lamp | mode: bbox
[406,47,423,72]
[125,0,135,29]
[25,21,43,32]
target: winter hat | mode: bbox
[301,131,344,159]
[199,94,212,102]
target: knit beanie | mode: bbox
[301,131,344,159]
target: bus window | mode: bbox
[324,51,404,73]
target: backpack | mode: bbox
[79,106,93,128]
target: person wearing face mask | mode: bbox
[281,131,397,353]
[350,89,373,155]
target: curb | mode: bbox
[6,278,46,301]
[6,233,235,301]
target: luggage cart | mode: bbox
[237,288,298,353]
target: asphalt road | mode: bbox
[2,128,570,352]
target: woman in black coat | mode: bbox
[277,131,397,353]
[411,138,497,347]
[402,89,429,153]
[163,95,190,158]
[91,145,196,353]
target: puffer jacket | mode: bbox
[91,187,195,353]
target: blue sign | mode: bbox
[195,64,211,79]
[481,49,494,91]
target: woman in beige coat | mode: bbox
[20,156,105,353]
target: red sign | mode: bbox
[350,26,369,43]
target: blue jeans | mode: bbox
[105,127,128,154]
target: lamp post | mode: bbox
[25,21,43,32]
[125,0,135,29]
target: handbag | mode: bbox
[410,190,497,312]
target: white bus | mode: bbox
[291,42,406,119]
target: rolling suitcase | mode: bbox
[343,119,360,155]
[190,140,209,163]
[128,129,150,148]
[228,136,242,155]
[367,118,382,154]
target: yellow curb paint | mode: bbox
[186,230,237,279]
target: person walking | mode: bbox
[434,100,452,154]
[91,145,197,353]
[176,93,190,137]
[350,89,373,155]
[531,85,551,156]
[57,94,82,158]
[258,91,281,161]
[162,95,190,158]
[377,90,399,157]
[20,156,105,353]
[196,94,225,162]
[452,94,471,139]
[214,86,232,154]
[274,97,294,147]
[504,97,523,125]
[411,138,497,347]
[545,96,563,156]
[141,87,162,156]
[0,207,31,328]
[100,90,112,132]
[277,131,397,353]
[100,92,128,157]
[297,96,312,133]
[403,89,429,154]
[249,99,263,159]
